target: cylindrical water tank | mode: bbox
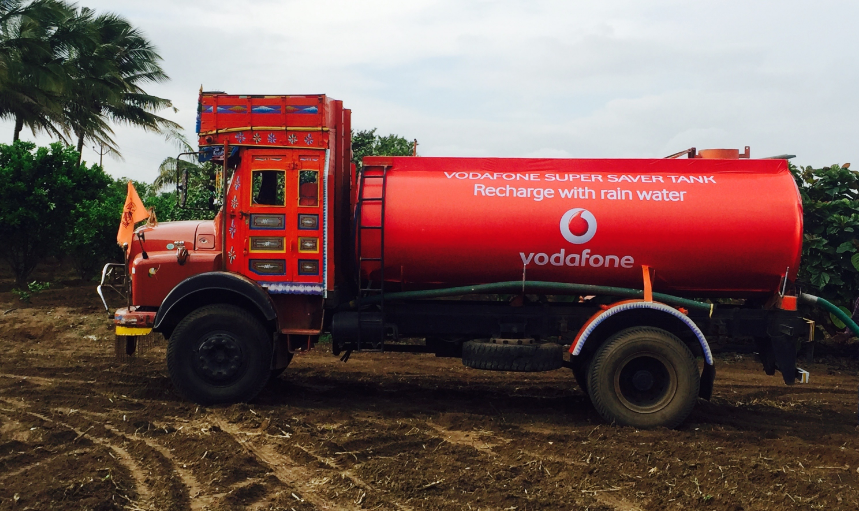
[357,155,802,297]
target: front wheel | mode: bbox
[570,354,590,393]
[270,352,294,380]
[167,304,273,405]
[587,327,699,429]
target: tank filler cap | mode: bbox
[697,146,750,159]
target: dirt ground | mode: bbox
[2,282,859,510]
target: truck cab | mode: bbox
[103,92,353,402]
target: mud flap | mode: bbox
[754,336,776,376]
[113,330,158,361]
[766,335,797,384]
[114,335,137,360]
[699,363,715,400]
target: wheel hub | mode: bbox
[614,354,677,414]
[196,333,243,382]
[632,369,655,391]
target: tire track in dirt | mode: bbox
[0,372,97,386]
[0,411,88,483]
[58,406,323,510]
[67,408,211,511]
[210,415,391,511]
[355,413,636,509]
[587,491,644,511]
[425,422,509,451]
[0,400,155,510]
[99,423,213,510]
[0,449,77,483]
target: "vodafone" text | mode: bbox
[520,249,635,268]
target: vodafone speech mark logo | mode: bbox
[519,207,634,269]
[560,208,597,244]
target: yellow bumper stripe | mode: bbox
[116,326,153,336]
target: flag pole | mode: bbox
[123,243,130,307]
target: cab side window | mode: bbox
[299,170,319,207]
[252,170,285,206]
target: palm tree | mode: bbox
[0,0,81,142]
[1,2,181,160]
[63,8,181,161]
[154,130,203,191]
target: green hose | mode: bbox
[355,280,713,312]
[799,293,859,338]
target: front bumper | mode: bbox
[97,263,127,313]
[114,307,157,336]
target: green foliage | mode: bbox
[0,0,81,141]
[351,128,414,169]
[11,280,50,303]
[62,6,179,157]
[28,280,49,293]
[791,162,859,329]
[829,306,851,330]
[0,140,110,284]
[10,288,29,302]
[0,1,178,155]
[144,162,219,222]
[63,176,127,279]
[154,133,198,190]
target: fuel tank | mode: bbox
[357,155,803,297]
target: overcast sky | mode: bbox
[3,0,858,182]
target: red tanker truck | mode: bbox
[99,91,832,429]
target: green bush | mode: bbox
[64,178,128,279]
[0,141,111,285]
[791,162,859,332]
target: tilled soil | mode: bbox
[1,285,859,510]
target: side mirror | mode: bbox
[179,167,188,208]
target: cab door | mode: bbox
[290,153,325,292]
[224,150,325,295]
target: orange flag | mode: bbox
[117,181,149,255]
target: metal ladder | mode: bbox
[354,166,389,351]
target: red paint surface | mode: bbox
[128,221,220,307]
[358,157,803,297]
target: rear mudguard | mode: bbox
[570,300,716,400]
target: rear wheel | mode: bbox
[587,327,699,429]
[167,304,272,405]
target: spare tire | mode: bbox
[462,340,563,372]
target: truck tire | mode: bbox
[570,355,590,393]
[587,327,699,429]
[462,340,563,372]
[167,304,273,405]
[270,353,294,380]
